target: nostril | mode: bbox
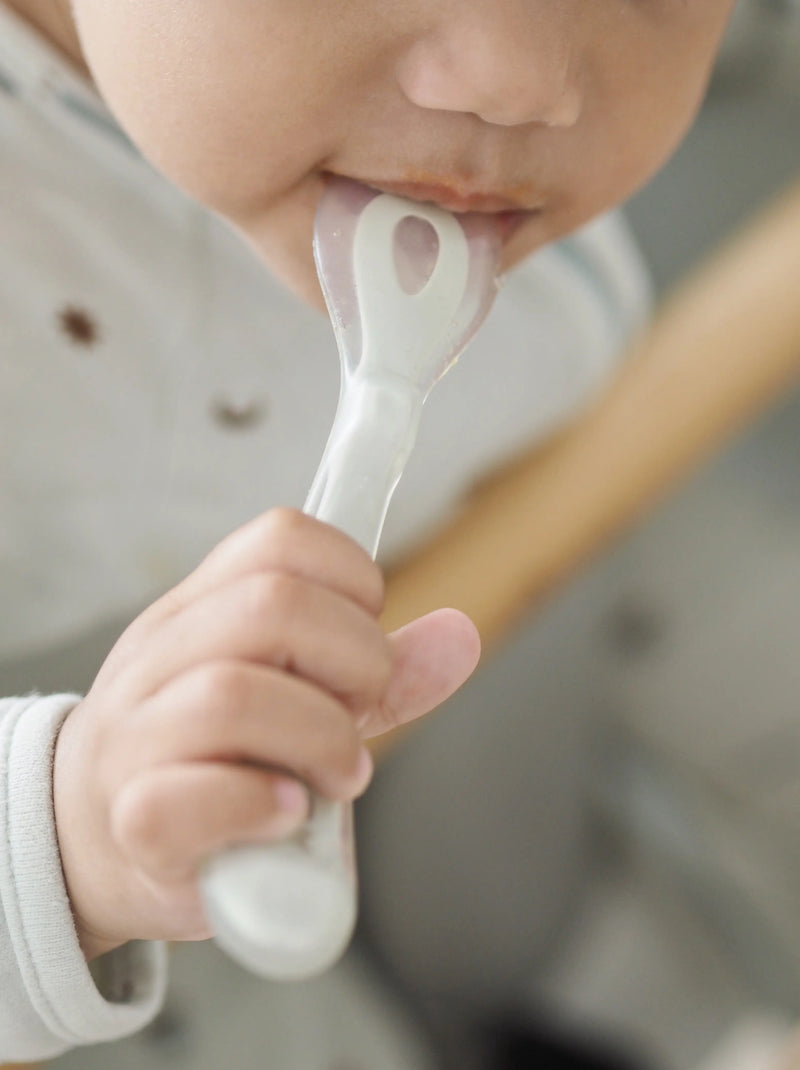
[397,20,582,130]
[476,68,583,129]
[393,215,440,294]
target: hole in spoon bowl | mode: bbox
[393,216,440,296]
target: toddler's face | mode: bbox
[68,0,736,306]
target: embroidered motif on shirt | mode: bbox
[210,396,266,430]
[57,305,101,347]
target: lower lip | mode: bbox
[326,175,540,245]
[380,192,540,245]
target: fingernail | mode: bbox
[274,778,308,815]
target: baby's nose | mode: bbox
[396,2,583,129]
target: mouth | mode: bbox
[325,173,543,244]
[365,178,534,215]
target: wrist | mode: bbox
[53,707,125,963]
[77,925,125,963]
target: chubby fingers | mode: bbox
[111,570,393,714]
[110,569,393,710]
[120,661,374,801]
[151,510,384,627]
[110,762,310,884]
[94,510,386,690]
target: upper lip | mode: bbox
[359,178,538,215]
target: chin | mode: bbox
[499,212,554,276]
[276,262,328,314]
[238,227,328,314]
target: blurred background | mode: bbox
[50,4,800,1070]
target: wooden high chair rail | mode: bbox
[5,176,800,1070]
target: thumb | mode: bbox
[360,608,481,740]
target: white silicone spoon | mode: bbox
[201,176,500,980]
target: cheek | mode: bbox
[565,24,726,227]
[72,2,330,218]
[616,6,734,173]
[579,2,734,206]
[506,8,732,260]
[234,177,328,307]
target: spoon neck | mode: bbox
[304,374,425,556]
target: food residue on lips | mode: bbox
[399,167,541,212]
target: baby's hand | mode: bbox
[52,509,480,961]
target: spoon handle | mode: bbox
[200,377,425,980]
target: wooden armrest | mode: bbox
[373,177,800,759]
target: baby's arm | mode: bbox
[0,508,479,1059]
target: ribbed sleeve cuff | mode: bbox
[0,694,167,1060]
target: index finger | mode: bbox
[144,508,385,626]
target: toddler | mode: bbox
[0,0,735,1061]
